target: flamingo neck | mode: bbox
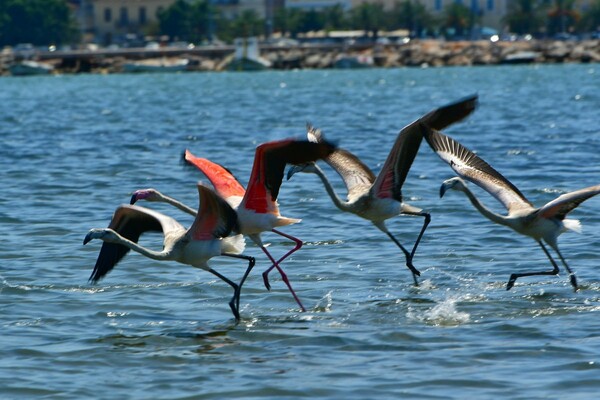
[160,194,198,217]
[459,186,509,227]
[111,231,170,261]
[313,164,351,212]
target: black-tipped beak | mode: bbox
[83,233,92,245]
[130,194,138,205]
[439,184,448,198]
[286,166,297,181]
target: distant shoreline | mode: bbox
[2,39,599,75]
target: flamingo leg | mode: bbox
[384,231,421,286]
[506,241,560,290]
[222,253,256,311]
[208,268,243,321]
[261,228,303,290]
[553,246,578,291]
[256,239,306,312]
[403,211,431,259]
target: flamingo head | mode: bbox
[440,177,467,198]
[83,228,119,245]
[130,188,162,204]
[286,163,318,180]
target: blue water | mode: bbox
[1,64,600,399]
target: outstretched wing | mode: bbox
[307,124,376,200]
[420,94,478,130]
[423,127,533,213]
[538,184,600,220]
[371,122,424,202]
[242,138,336,213]
[189,183,239,240]
[183,149,246,201]
[87,205,181,283]
[369,95,477,202]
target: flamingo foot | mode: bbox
[570,274,579,291]
[228,298,241,321]
[506,275,517,290]
[262,270,272,291]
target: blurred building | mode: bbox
[287,0,508,32]
[73,0,579,44]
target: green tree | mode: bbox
[157,0,213,42]
[577,0,600,32]
[274,7,303,37]
[546,0,579,34]
[229,10,264,38]
[503,0,545,34]
[389,0,435,35]
[0,0,79,46]
[443,3,471,37]
[349,2,387,37]
[157,0,193,40]
[321,5,348,31]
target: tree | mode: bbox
[0,0,79,46]
[443,3,471,38]
[577,0,600,32]
[157,0,193,41]
[350,2,387,38]
[503,0,545,34]
[546,0,580,35]
[157,0,213,43]
[229,10,264,38]
[321,5,349,31]
[389,0,435,36]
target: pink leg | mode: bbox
[262,229,303,289]
[259,229,305,312]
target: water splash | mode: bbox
[407,295,471,326]
[314,290,334,313]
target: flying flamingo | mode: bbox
[422,125,600,290]
[84,183,255,320]
[132,138,336,312]
[285,95,478,285]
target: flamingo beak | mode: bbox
[83,232,93,245]
[130,194,138,205]
[439,182,449,198]
[287,165,303,180]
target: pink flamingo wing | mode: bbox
[242,144,274,214]
[376,168,396,199]
[184,150,246,198]
[189,184,239,240]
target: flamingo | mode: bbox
[83,183,256,320]
[285,95,478,285]
[422,125,600,290]
[133,138,336,312]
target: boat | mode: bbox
[225,37,271,71]
[122,58,189,73]
[501,51,540,64]
[9,60,54,76]
[333,54,374,69]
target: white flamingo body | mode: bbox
[354,196,402,222]
[425,126,600,290]
[287,95,479,284]
[235,206,301,236]
[84,184,255,320]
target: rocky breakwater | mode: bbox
[2,39,600,75]
[262,39,600,69]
